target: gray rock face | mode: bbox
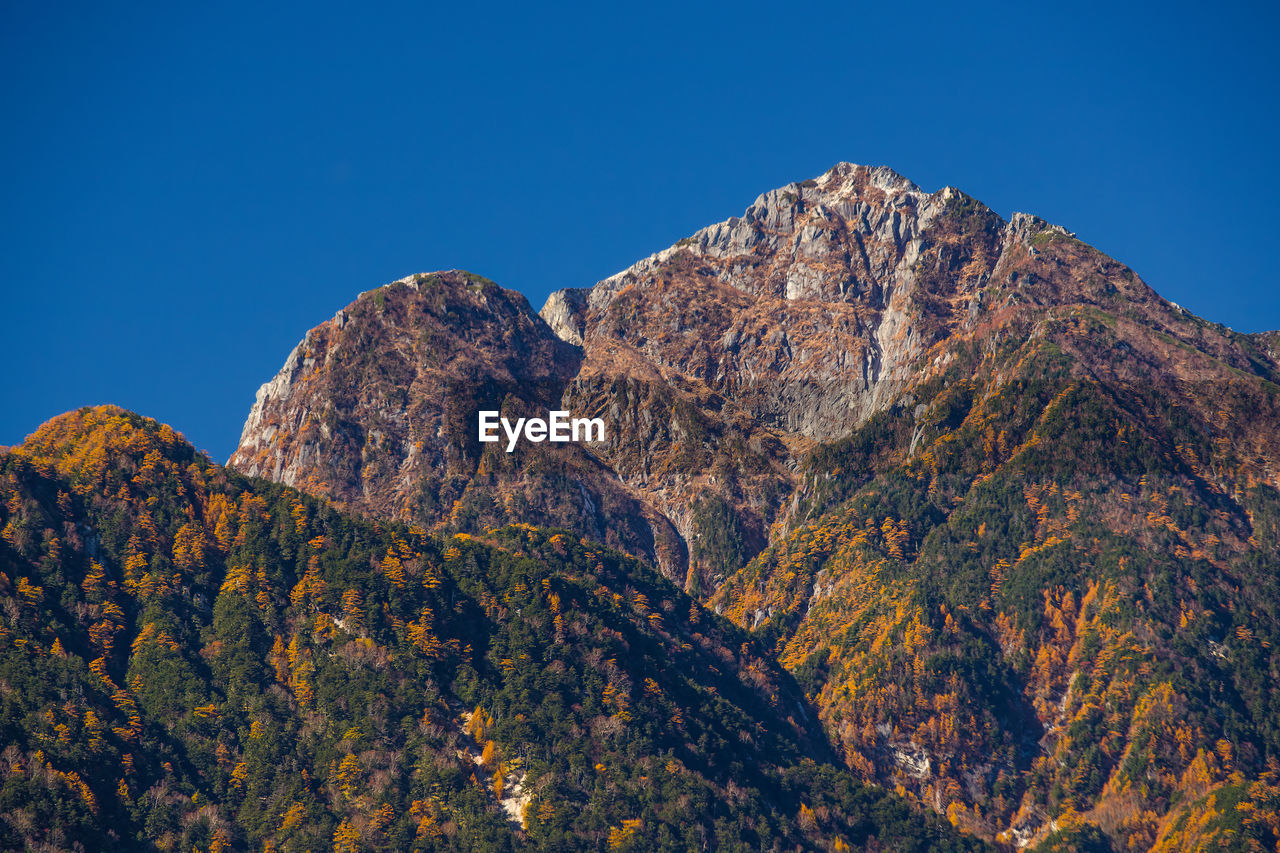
[538,287,589,346]
[541,163,1009,448]
[523,165,1019,589]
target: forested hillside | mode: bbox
[713,311,1280,849]
[0,406,982,851]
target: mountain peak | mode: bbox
[550,166,933,328]
[814,161,924,195]
[357,269,520,310]
[12,405,202,488]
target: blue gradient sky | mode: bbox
[4,1,1277,460]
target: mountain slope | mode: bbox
[711,321,1280,848]
[0,406,983,851]
[547,163,1279,592]
[557,171,1280,848]
[223,163,1280,849]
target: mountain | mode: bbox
[19,162,1280,850]
[545,164,1280,599]
[0,406,983,851]
[585,166,1280,849]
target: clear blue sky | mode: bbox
[4,1,1277,460]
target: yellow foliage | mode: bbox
[331,818,360,853]
[335,754,362,798]
[607,818,642,850]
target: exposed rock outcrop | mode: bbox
[229,270,683,571]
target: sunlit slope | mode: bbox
[713,316,1280,849]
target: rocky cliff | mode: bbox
[228,270,683,570]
